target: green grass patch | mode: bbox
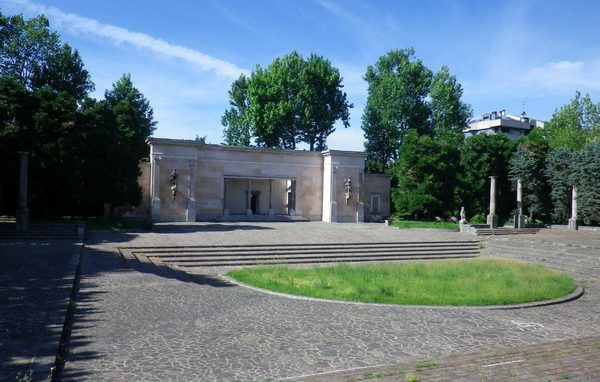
[228,259,575,306]
[391,220,458,229]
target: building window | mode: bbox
[371,194,380,214]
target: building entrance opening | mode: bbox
[223,177,296,217]
[250,192,258,214]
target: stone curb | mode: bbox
[34,242,84,380]
[220,275,584,310]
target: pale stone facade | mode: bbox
[140,138,390,222]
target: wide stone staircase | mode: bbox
[119,240,480,270]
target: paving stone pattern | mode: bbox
[59,223,600,381]
[0,240,80,382]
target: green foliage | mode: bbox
[509,145,550,221]
[574,142,600,225]
[222,74,251,146]
[459,134,516,222]
[391,131,459,219]
[362,48,432,171]
[544,91,600,150]
[228,259,575,306]
[223,51,351,150]
[545,148,575,223]
[429,65,472,142]
[0,12,155,218]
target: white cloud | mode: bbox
[5,0,249,79]
[523,60,600,93]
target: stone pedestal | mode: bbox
[16,151,29,232]
[486,176,498,229]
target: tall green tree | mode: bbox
[0,12,60,89]
[362,48,432,172]
[429,65,472,142]
[224,51,351,150]
[544,91,600,150]
[574,142,600,225]
[222,74,252,146]
[102,74,157,209]
[459,134,516,221]
[297,53,351,151]
[545,148,575,223]
[509,145,550,221]
[391,131,460,219]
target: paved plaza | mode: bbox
[48,223,600,381]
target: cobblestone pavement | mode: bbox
[59,223,600,381]
[0,240,81,382]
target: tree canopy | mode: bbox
[362,49,471,173]
[222,51,352,150]
[0,11,155,218]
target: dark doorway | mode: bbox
[250,193,258,214]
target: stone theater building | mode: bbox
[140,138,390,223]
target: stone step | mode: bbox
[142,245,480,258]
[156,248,479,263]
[475,228,541,236]
[178,253,479,267]
[122,240,481,268]
[123,240,479,252]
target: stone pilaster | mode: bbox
[486,176,498,228]
[267,179,274,216]
[186,161,196,222]
[16,151,29,232]
[246,179,252,216]
[569,185,578,230]
[151,155,161,222]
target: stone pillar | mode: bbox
[486,176,498,228]
[569,185,578,230]
[186,161,196,222]
[16,151,29,232]
[246,179,252,216]
[515,178,526,229]
[289,180,297,216]
[267,179,274,216]
[356,171,364,222]
[223,178,229,216]
[330,167,337,222]
[150,155,161,221]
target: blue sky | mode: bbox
[2,0,600,150]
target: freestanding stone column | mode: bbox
[16,151,29,231]
[515,178,526,229]
[486,176,498,228]
[569,185,578,230]
[186,161,196,222]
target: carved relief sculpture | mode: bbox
[170,169,178,199]
[344,176,352,204]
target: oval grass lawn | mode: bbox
[227,259,576,306]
